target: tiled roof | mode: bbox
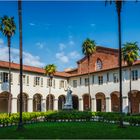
[69,60,140,77]
[1,60,140,78]
[0,61,70,77]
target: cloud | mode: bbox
[29,23,35,26]
[23,51,45,67]
[90,23,95,27]
[68,40,75,46]
[68,51,81,59]
[0,38,4,45]
[36,42,44,49]
[56,52,69,63]
[59,43,66,51]
[0,43,45,68]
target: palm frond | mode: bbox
[122,42,140,66]
[44,64,57,77]
[0,15,16,38]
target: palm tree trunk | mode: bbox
[129,67,132,113]
[116,2,123,127]
[7,36,11,116]
[87,56,91,110]
[49,77,52,110]
[18,0,23,130]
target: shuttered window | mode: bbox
[41,78,43,87]
[27,76,29,85]
[11,73,13,84]
[53,79,55,88]
[0,72,3,83]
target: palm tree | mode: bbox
[0,15,16,115]
[18,0,23,130]
[45,64,57,110]
[106,0,123,127]
[82,38,96,110]
[122,42,140,113]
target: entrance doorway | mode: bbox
[97,99,101,112]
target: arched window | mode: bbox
[96,59,102,70]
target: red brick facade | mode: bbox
[77,46,119,74]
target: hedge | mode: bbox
[0,111,140,127]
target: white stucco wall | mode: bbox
[0,64,140,113]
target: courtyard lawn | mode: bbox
[0,122,140,139]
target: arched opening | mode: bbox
[58,95,65,110]
[17,93,28,112]
[72,95,79,110]
[83,94,91,111]
[111,92,120,112]
[0,92,9,113]
[33,94,42,112]
[46,94,54,110]
[128,90,140,113]
[96,93,106,112]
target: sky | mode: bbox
[0,1,140,71]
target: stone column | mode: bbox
[41,99,46,112]
[11,97,17,113]
[28,98,33,112]
[91,98,96,112]
[123,96,129,113]
[106,97,111,112]
[79,98,83,111]
[54,99,58,111]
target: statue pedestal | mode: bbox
[63,104,73,110]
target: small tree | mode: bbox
[45,64,57,110]
[0,16,16,115]
[122,42,140,113]
[82,38,96,110]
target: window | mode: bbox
[47,79,49,87]
[123,70,127,81]
[92,75,94,84]
[98,76,103,85]
[23,75,26,84]
[96,59,102,70]
[47,78,52,87]
[0,72,2,83]
[27,76,29,85]
[10,74,13,84]
[59,80,64,88]
[0,72,13,84]
[3,72,9,82]
[73,80,77,88]
[18,75,29,85]
[85,78,89,86]
[80,77,82,85]
[107,73,109,83]
[64,81,67,89]
[113,73,119,83]
[53,79,55,88]
[132,70,138,81]
[34,77,40,86]
[41,78,43,87]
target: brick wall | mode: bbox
[77,47,119,74]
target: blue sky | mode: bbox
[0,1,140,71]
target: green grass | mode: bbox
[0,122,140,139]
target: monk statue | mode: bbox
[63,87,73,110]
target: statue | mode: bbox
[63,87,73,110]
